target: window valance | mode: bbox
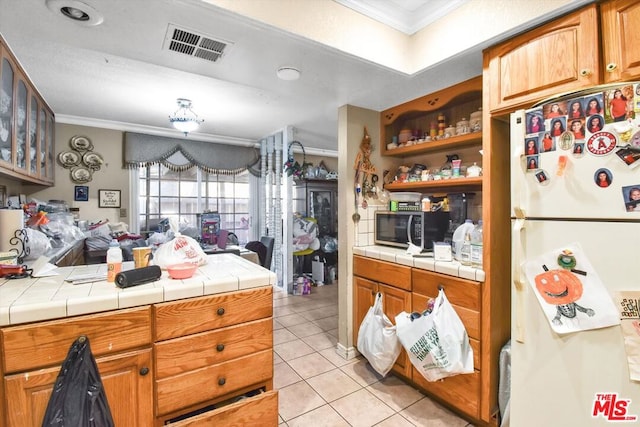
[124,132,260,175]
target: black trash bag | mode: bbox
[42,335,114,427]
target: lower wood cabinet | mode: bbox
[0,286,276,427]
[353,255,491,424]
[353,256,412,378]
[4,349,153,427]
[153,286,275,425]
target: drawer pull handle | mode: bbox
[216,343,225,352]
[606,63,617,72]
[217,307,225,316]
[438,284,445,291]
[579,68,592,77]
[218,377,226,386]
[139,367,149,376]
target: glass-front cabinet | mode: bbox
[0,55,14,169]
[0,35,54,185]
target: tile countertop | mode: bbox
[353,245,485,282]
[0,253,276,327]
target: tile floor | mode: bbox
[273,283,475,427]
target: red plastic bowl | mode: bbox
[167,263,198,279]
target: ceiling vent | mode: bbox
[164,24,232,63]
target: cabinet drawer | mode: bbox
[154,287,272,341]
[1,306,151,373]
[156,349,273,415]
[412,269,480,311]
[155,318,272,379]
[412,367,480,420]
[165,390,278,426]
[353,255,411,291]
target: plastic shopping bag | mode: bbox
[42,336,114,427]
[356,292,402,376]
[153,218,208,268]
[395,288,473,381]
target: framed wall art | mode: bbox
[74,186,89,202]
[98,189,121,208]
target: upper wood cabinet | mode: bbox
[485,5,600,114]
[0,35,54,185]
[601,0,640,83]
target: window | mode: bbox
[138,164,252,244]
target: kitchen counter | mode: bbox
[0,253,275,326]
[41,238,84,266]
[353,245,485,282]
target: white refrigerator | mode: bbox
[510,83,640,426]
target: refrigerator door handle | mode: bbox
[513,211,527,343]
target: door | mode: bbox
[601,0,640,83]
[4,349,153,427]
[510,220,640,426]
[353,275,377,343]
[486,5,599,113]
[377,283,412,378]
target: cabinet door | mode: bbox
[28,94,38,176]
[485,5,599,113]
[601,0,640,82]
[353,275,377,344]
[377,283,412,379]
[14,77,27,174]
[0,54,14,169]
[4,349,153,427]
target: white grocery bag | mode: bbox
[357,292,402,376]
[395,288,473,381]
[153,218,208,268]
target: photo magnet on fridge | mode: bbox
[524,242,620,335]
[616,146,640,169]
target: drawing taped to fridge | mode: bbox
[510,82,640,426]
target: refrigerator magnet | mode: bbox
[572,143,585,156]
[586,131,617,156]
[535,170,549,185]
[526,155,539,172]
[558,131,574,150]
[594,168,612,188]
[622,185,640,212]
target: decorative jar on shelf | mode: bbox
[456,118,469,135]
[470,108,482,132]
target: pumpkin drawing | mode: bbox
[535,268,595,325]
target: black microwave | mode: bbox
[374,210,450,251]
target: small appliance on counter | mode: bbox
[374,210,450,252]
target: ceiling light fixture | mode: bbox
[277,67,301,81]
[46,0,104,26]
[169,98,204,136]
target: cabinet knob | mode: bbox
[216,343,225,352]
[139,367,149,376]
[217,307,225,316]
[579,68,592,77]
[218,377,226,386]
[606,63,618,72]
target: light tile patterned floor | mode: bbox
[273,284,475,427]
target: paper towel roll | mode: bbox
[0,209,25,253]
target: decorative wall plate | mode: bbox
[70,166,92,183]
[70,135,93,152]
[58,151,80,167]
[82,152,104,170]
